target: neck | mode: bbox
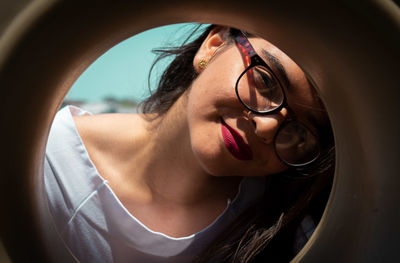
[124,96,242,208]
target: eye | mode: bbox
[253,66,283,105]
[238,65,285,111]
[252,66,281,100]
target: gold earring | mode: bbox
[198,59,207,69]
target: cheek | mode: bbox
[186,79,240,123]
[188,120,234,176]
[183,50,291,177]
[189,123,288,177]
[190,54,244,102]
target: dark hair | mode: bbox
[140,24,335,262]
[192,147,335,263]
[140,24,216,116]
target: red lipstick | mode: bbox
[220,118,253,161]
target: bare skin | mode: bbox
[73,98,242,237]
[73,26,324,238]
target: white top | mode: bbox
[44,106,267,263]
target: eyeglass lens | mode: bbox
[237,65,284,113]
[275,121,320,165]
[237,65,319,166]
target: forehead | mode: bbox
[246,37,329,128]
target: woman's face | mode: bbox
[184,28,327,177]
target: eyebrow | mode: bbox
[260,49,291,91]
[260,49,325,126]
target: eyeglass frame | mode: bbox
[233,31,321,167]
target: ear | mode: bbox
[193,26,230,73]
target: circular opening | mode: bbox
[3,1,398,262]
[43,23,335,263]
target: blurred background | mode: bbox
[63,23,207,114]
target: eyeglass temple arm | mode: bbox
[234,32,258,67]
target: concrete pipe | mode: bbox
[0,0,399,262]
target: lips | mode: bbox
[220,118,253,161]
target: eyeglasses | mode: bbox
[234,31,320,167]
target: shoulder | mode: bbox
[46,106,86,156]
[72,110,144,155]
[45,106,103,174]
[46,105,143,163]
[71,107,148,179]
[44,106,108,228]
[72,112,134,142]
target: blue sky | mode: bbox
[65,23,207,102]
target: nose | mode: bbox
[247,108,289,144]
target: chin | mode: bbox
[200,161,235,177]
[195,154,239,177]
[199,157,261,177]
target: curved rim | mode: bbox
[0,0,399,262]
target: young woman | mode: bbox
[44,25,335,263]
